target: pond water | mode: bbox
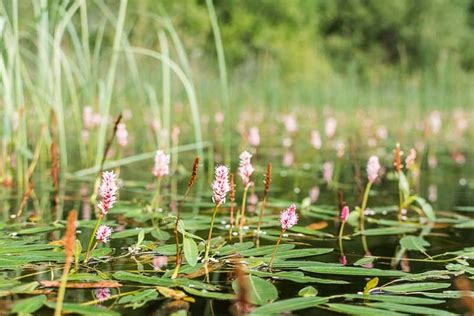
[0,149,473,315]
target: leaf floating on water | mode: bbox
[364,277,379,295]
[250,297,328,315]
[381,282,451,293]
[360,226,418,236]
[45,302,120,315]
[301,266,407,277]
[239,244,295,257]
[11,294,46,314]
[298,285,318,297]
[183,287,235,300]
[399,235,431,252]
[325,303,405,316]
[368,302,456,316]
[265,248,334,260]
[305,221,328,230]
[353,256,376,267]
[250,270,349,285]
[118,289,159,309]
[232,275,278,305]
[344,294,445,305]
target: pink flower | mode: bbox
[310,130,322,149]
[429,111,442,134]
[336,141,345,158]
[171,126,180,144]
[212,165,230,205]
[282,137,292,148]
[309,186,320,203]
[340,205,349,222]
[152,256,168,270]
[248,127,260,147]
[97,171,118,215]
[405,148,416,169]
[428,184,437,202]
[152,150,170,178]
[367,156,381,183]
[323,161,334,184]
[283,151,294,167]
[283,114,297,133]
[238,151,254,188]
[339,255,347,266]
[280,204,298,231]
[214,111,224,124]
[376,126,388,140]
[95,288,111,302]
[96,225,113,243]
[325,117,337,138]
[116,123,128,147]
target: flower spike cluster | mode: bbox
[97,171,118,215]
[280,204,298,231]
[152,150,170,178]
[367,156,381,183]
[238,151,255,188]
[96,225,112,243]
[212,165,230,206]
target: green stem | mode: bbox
[204,204,220,264]
[269,229,283,269]
[83,214,103,264]
[359,181,372,232]
[255,194,268,248]
[338,221,346,241]
[171,216,181,279]
[239,187,249,243]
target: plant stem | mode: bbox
[269,229,283,269]
[338,221,346,240]
[255,193,269,248]
[359,181,372,232]
[84,214,103,264]
[239,187,249,243]
[171,216,181,279]
[204,204,220,264]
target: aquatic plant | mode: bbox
[238,151,254,242]
[269,204,298,268]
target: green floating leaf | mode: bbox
[361,226,418,236]
[364,277,379,295]
[183,235,199,267]
[251,297,328,315]
[111,227,154,239]
[382,282,451,293]
[368,302,456,315]
[344,294,445,305]
[239,244,294,257]
[232,275,278,305]
[45,302,119,315]
[353,257,376,267]
[400,235,430,252]
[68,273,104,282]
[251,270,349,284]
[301,266,407,277]
[183,287,235,300]
[151,229,171,240]
[16,226,58,235]
[266,248,333,260]
[218,242,254,256]
[11,294,46,313]
[326,303,405,316]
[298,286,318,297]
[118,289,158,309]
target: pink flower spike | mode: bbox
[116,123,128,147]
[212,165,230,206]
[367,156,381,183]
[405,148,416,169]
[248,127,260,147]
[340,205,349,222]
[152,150,170,178]
[97,171,118,215]
[96,225,113,243]
[280,204,298,231]
[152,256,168,270]
[238,151,254,188]
[95,288,111,302]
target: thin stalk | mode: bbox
[256,192,269,248]
[204,204,220,264]
[83,214,103,264]
[239,187,249,243]
[269,229,283,269]
[359,181,372,232]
